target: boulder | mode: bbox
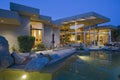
[24,57,49,71]
[11,52,26,65]
[0,36,14,71]
[50,54,60,60]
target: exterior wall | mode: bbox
[53,27,60,47]
[0,9,20,21]
[43,25,53,48]
[0,16,30,52]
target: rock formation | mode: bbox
[0,36,14,71]
[24,57,49,71]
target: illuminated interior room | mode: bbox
[54,12,116,47]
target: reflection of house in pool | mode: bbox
[0,2,115,50]
[90,51,112,65]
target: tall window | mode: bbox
[30,23,43,46]
[31,29,42,45]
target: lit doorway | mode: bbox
[31,29,42,45]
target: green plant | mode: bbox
[112,25,120,41]
[10,45,19,53]
[17,36,35,53]
[36,43,45,51]
[11,46,17,52]
[60,34,71,44]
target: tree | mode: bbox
[112,25,120,41]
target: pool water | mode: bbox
[53,51,120,80]
[0,51,120,80]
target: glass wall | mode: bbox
[60,24,110,46]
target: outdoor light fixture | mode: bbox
[0,20,4,23]
[33,14,36,16]
[87,16,96,20]
[70,24,84,29]
[80,18,86,21]
[22,74,27,79]
[77,56,89,61]
[62,20,76,24]
[69,20,76,23]
[63,21,68,24]
[76,18,86,22]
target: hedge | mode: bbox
[17,36,35,53]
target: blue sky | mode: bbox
[0,0,120,26]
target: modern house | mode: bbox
[54,12,115,47]
[0,2,115,50]
[0,2,60,49]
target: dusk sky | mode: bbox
[0,0,120,26]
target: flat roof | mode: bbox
[53,12,110,26]
[0,9,20,25]
[10,2,40,15]
[97,25,117,29]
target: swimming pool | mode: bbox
[0,51,120,80]
[53,51,120,80]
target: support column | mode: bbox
[84,31,86,46]
[94,29,96,46]
[89,26,92,46]
[97,30,100,46]
[75,22,77,43]
[109,29,112,44]
[42,24,44,44]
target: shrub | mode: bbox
[36,43,45,51]
[10,45,18,52]
[17,36,35,53]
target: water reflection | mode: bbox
[90,51,112,65]
[54,51,120,80]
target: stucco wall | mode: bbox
[0,16,30,52]
[43,25,53,48]
[43,25,60,48]
[53,27,60,47]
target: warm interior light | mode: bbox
[34,30,36,37]
[39,30,41,36]
[22,75,27,79]
[70,35,75,41]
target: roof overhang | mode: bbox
[54,12,110,27]
[97,25,116,29]
[0,9,20,26]
[0,18,20,25]
[10,2,40,20]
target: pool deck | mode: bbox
[8,48,76,72]
[36,48,76,65]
